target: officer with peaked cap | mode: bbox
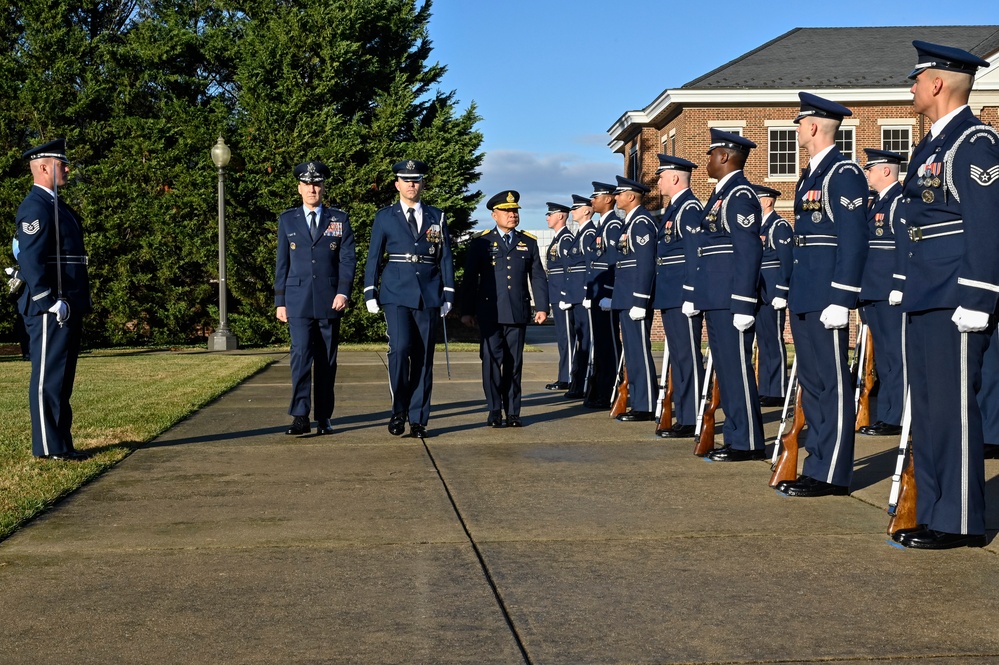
[275,160,356,436]
[461,190,548,427]
[363,159,454,439]
[890,41,996,549]
[752,184,793,407]
[683,130,765,460]
[15,138,92,460]
[543,202,575,392]
[652,154,705,438]
[564,195,595,399]
[586,181,624,408]
[856,148,905,437]
[610,175,658,422]
[774,93,868,495]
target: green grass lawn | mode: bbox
[0,350,273,540]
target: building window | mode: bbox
[882,126,911,174]
[628,145,639,180]
[768,128,798,178]
[835,126,854,160]
[670,131,676,156]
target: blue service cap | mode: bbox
[487,190,521,211]
[909,40,990,80]
[863,148,905,168]
[613,175,651,195]
[570,194,592,209]
[545,202,571,215]
[393,159,428,181]
[591,181,617,197]
[707,129,756,155]
[22,138,68,163]
[294,161,331,184]
[752,184,781,199]
[794,92,852,124]
[655,153,698,174]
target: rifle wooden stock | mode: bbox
[887,445,917,536]
[693,371,720,456]
[610,367,629,418]
[656,370,674,432]
[769,385,804,487]
[855,327,875,430]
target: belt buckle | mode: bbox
[908,227,923,242]
[408,254,419,263]
[697,248,704,257]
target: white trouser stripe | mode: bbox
[641,326,654,408]
[777,312,787,396]
[687,318,700,415]
[739,329,756,449]
[565,311,574,369]
[960,332,969,533]
[828,331,844,484]
[383,311,395,404]
[39,316,49,456]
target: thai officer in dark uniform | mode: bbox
[683,131,765,460]
[544,202,574,391]
[652,154,705,438]
[363,159,454,439]
[753,185,793,407]
[461,190,548,427]
[891,42,997,549]
[857,148,906,437]
[565,195,594,399]
[587,181,624,409]
[610,176,658,422]
[775,93,869,496]
[274,161,356,436]
[15,139,91,461]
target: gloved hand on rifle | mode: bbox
[952,306,990,333]
[628,306,645,321]
[582,298,592,310]
[771,296,787,310]
[598,297,612,311]
[819,304,849,329]
[681,301,699,317]
[732,313,755,331]
[558,300,572,311]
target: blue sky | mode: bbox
[426,1,996,230]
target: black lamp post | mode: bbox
[208,136,238,351]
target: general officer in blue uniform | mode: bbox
[683,131,765,460]
[753,185,793,407]
[565,195,594,399]
[857,148,906,437]
[587,181,624,409]
[610,176,658,422]
[544,202,575,392]
[890,42,997,549]
[775,93,869,496]
[461,190,548,427]
[652,154,704,438]
[15,139,91,461]
[363,159,454,439]
[274,161,356,436]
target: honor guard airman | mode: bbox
[543,202,575,392]
[564,195,594,399]
[857,149,906,437]
[890,42,997,549]
[610,176,658,422]
[461,190,549,427]
[775,93,869,496]
[651,155,705,438]
[684,131,765,460]
[586,181,624,408]
[752,185,793,407]
[363,159,454,439]
[274,161,357,436]
[15,138,92,461]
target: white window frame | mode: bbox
[767,126,799,180]
[881,124,912,177]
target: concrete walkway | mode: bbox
[2,328,999,664]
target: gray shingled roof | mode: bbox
[683,26,999,89]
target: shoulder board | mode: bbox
[474,229,491,238]
[327,206,346,214]
[520,231,537,240]
[282,206,298,214]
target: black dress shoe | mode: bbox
[616,410,655,422]
[858,421,903,436]
[39,450,88,461]
[388,412,407,436]
[564,390,585,399]
[898,529,987,549]
[507,415,523,427]
[409,424,427,439]
[657,423,696,439]
[985,444,999,459]
[317,419,335,435]
[545,381,570,391]
[487,411,505,428]
[778,475,849,497]
[286,416,311,435]
[706,445,766,462]
[890,524,928,543]
[584,399,611,409]
[759,395,785,407]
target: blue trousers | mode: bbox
[26,312,82,457]
[618,310,656,413]
[660,308,704,426]
[586,306,620,405]
[568,304,591,393]
[704,310,764,451]
[980,327,999,445]
[480,322,525,416]
[551,306,574,383]
[385,305,439,426]
[756,303,788,399]
[288,317,341,420]
[860,300,905,426]
[789,312,854,487]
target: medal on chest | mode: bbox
[705,201,721,232]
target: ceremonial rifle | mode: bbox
[692,350,713,442]
[850,320,868,404]
[654,339,671,423]
[583,306,595,396]
[693,360,720,456]
[610,353,629,418]
[770,383,804,488]
[770,356,798,466]
[887,391,913,520]
[855,325,875,430]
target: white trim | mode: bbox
[707,120,746,129]
[957,277,999,293]
[828,331,845,484]
[738,329,757,451]
[960,332,970,533]
[39,317,49,456]
[878,118,917,126]
[831,282,862,293]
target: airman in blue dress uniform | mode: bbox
[16,138,92,461]
[274,161,357,436]
[776,93,869,496]
[752,185,793,407]
[544,202,575,392]
[565,195,594,399]
[857,148,906,437]
[890,42,997,549]
[684,131,765,460]
[364,159,454,439]
[651,154,704,438]
[587,181,624,409]
[461,190,549,427]
[610,176,658,422]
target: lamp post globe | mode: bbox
[208,136,238,351]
